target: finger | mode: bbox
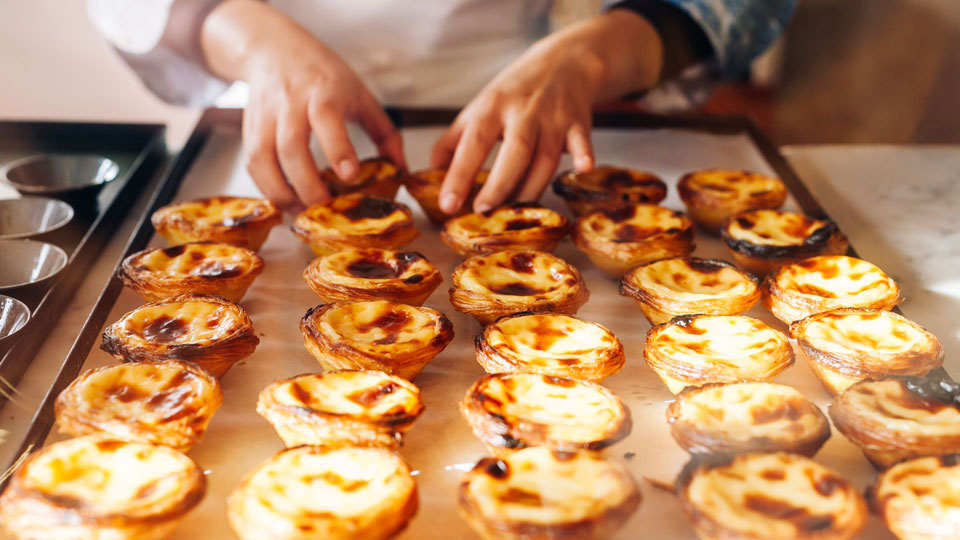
[357,96,406,170]
[430,122,463,170]
[242,107,300,211]
[307,100,358,181]
[516,133,563,202]
[276,111,330,207]
[438,121,499,214]
[566,121,594,173]
[473,121,537,212]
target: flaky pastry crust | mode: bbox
[676,452,867,540]
[101,293,259,378]
[475,312,624,382]
[572,203,695,277]
[0,435,206,540]
[677,169,787,233]
[667,382,830,457]
[722,209,849,276]
[790,308,943,395]
[830,377,960,469]
[644,314,794,394]
[257,370,424,449]
[552,165,667,216]
[763,255,901,323]
[460,373,631,455]
[403,168,488,226]
[441,202,569,259]
[227,445,417,540]
[151,196,281,251]
[300,301,454,380]
[55,360,222,452]
[291,193,418,255]
[120,242,264,303]
[458,447,640,540]
[619,257,761,325]
[321,157,403,199]
[872,454,960,540]
[449,250,589,325]
[303,248,443,306]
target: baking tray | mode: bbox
[0,121,166,405]
[1,108,945,539]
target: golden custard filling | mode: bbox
[485,314,617,367]
[684,453,863,538]
[876,456,960,521]
[296,194,412,236]
[463,447,637,525]
[162,197,276,228]
[314,249,435,284]
[457,251,578,298]
[650,316,789,377]
[803,310,933,357]
[20,437,201,516]
[681,170,783,202]
[121,300,245,345]
[629,258,757,300]
[840,379,960,435]
[265,371,421,423]
[579,204,690,243]
[132,243,257,278]
[447,205,566,237]
[725,209,830,247]
[774,255,898,300]
[314,301,443,352]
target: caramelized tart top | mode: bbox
[153,196,280,230]
[577,204,692,243]
[454,250,584,299]
[125,242,261,279]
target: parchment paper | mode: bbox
[40,125,897,539]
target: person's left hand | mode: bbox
[431,10,664,214]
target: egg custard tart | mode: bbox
[0,435,205,540]
[677,169,787,233]
[829,377,960,469]
[151,196,282,250]
[790,308,943,396]
[55,360,222,452]
[120,242,264,303]
[101,293,259,378]
[403,168,488,226]
[441,202,569,259]
[552,165,667,216]
[227,445,417,540]
[257,370,424,449]
[763,255,901,323]
[572,203,695,277]
[460,373,631,455]
[292,193,418,256]
[475,312,624,382]
[872,454,960,540]
[322,156,403,199]
[300,301,454,380]
[722,209,850,276]
[449,250,589,325]
[620,257,761,325]
[667,382,830,457]
[677,452,867,540]
[303,248,442,306]
[644,314,794,394]
[458,447,640,540]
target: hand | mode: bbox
[431,10,664,214]
[202,0,405,211]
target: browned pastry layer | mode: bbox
[403,168,488,226]
[291,193,418,255]
[101,293,259,378]
[552,165,667,216]
[667,382,830,457]
[321,156,403,199]
[871,454,960,540]
[449,250,590,325]
[677,169,787,233]
[303,248,443,306]
[676,452,867,540]
[121,241,264,303]
[830,377,960,469]
[441,202,570,258]
[151,196,282,250]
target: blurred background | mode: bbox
[2,0,958,146]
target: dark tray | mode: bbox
[0,121,166,404]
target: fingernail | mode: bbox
[338,159,357,180]
[574,155,593,172]
[440,192,460,214]
[474,201,492,214]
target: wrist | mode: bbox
[201,0,304,82]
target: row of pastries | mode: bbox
[2,159,957,540]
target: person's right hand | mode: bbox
[201,0,405,211]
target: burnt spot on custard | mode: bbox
[347,381,400,407]
[193,261,245,279]
[509,252,537,274]
[219,206,266,227]
[890,376,960,413]
[743,494,836,532]
[542,375,576,388]
[356,310,412,333]
[491,282,541,296]
[161,245,187,258]
[750,400,807,424]
[722,215,840,260]
[553,168,666,203]
[685,258,733,275]
[142,315,190,344]
[602,206,636,223]
[504,219,541,231]
[479,458,511,479]
[343,196,400,221]
[347,259,398,279]
[498,487,543,506]
[94,439,128,452]
[289,382,313,405]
